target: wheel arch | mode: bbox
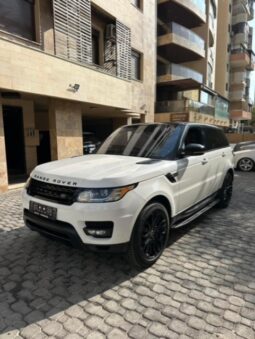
[144,195,172,221]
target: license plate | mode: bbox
[29,201,57,220]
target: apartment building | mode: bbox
[155,0,230,126]
[229,0,254,126]
[0,0,157,192]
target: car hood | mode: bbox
[31,154,177,188]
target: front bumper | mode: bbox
[22,189,145,247]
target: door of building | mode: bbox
[3,106,26,180]
[37,131,51,165]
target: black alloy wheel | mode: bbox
[217,173,233,208]
[128,202,170,269]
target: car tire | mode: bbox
[128,202,170,269]
[237,158,254,172]
[217,173,233,208]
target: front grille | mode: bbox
[24,209,83,247]
[27,179,79,205]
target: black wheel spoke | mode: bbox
[139,208,168,261]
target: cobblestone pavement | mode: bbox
[0,172,255,339]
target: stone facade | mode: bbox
[0,0,157,192]
[49,100,83,160]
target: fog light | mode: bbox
[84,221,113,238]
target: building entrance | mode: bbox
[3,106,26,181]
[37,131,51,165]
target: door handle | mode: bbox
[201,159,208,165]
[222,152,226,157]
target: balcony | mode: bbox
[230,109,252,121]
[156,99,215,116]
[158,22,205,62]
[230,49,255,70]
[230,100,253,113]
[157,63,203,87]
[158,0,206,27]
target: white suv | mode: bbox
[23,123,234,268]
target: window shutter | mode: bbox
[53,0,92,64]
[116,20,131,80]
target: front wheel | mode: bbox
[128,202,170,269]
[237,158,254,172]
[217,173,233,208]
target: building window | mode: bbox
[131,50,142,81]
[0,0,35,41]
[92,28,100,65]
[131,0,142,10]
[226,83,229,91]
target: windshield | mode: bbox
[97,124,183,159]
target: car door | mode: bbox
[203,126,230,193]
[176,125,211,213]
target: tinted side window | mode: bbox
[204,127,229,150]
[184,127,204,146]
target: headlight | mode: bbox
[77,184,137,203]
[25,177,31,189]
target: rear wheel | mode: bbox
[237,158,254,172]
[128,202,170,269]
[217,173,233,208]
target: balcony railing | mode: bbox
[156,99,215,116]
[158,63,203,83]
[160,22,205,50]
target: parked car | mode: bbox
[233,141,255,172]
[23,123,234,268]
[83,132,101,154]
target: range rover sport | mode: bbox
[23,123,234,268]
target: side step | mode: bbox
[172,199,220,229]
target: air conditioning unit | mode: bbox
[105,24,116,41]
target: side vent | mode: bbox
[166,173,178,183]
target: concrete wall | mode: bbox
[49,100,83,160]
[0,105,8,192]
[0,38,133,111]
[226,133,255,143]
[215,0,231,99]
[39,0,55,54]
[22,101,38,174]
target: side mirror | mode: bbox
[182,143,206,156]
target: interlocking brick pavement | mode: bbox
[0,172,255,339]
